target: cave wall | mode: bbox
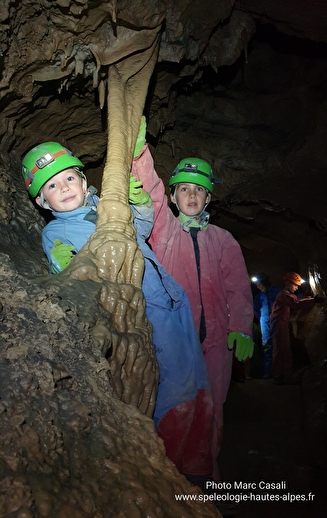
[0,253,219,517]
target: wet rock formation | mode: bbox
[0,253,218,517]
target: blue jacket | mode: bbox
[42,207,97,264]
[253,287,280,343]
[42,199,210,426]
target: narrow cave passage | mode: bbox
[212,204,327,517]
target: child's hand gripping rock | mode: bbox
[50,239,76,274]
[129,176,151,206]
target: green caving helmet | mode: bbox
[22,141,84,198]
[169,157,215,193]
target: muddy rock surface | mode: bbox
[0,253,219,517]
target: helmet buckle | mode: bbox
[35,153,54,169]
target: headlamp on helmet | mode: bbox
[169,157,223,194]
[283,272,304,287]
[35,153,55,169]
[251,272,269,284]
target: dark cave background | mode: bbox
[1,1,327,516]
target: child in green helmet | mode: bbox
[22,141,98,273]
[132,117,254,480]
[22,141,216,484]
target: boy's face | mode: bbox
[256,281,267,293]
[36,168,86,212]
[170,182,210,218]
[285,280,298,293]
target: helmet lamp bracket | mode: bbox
[182,163,198,173]
[35,153,54,169]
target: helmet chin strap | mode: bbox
[38,191,52,210]
[179,205,208,220]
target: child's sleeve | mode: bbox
[287,293,315,311]
[131,145,175,246]
[253,293,261,321]
[220,232,254,337]
[42,225,76,274]
[130,202,154,242]
[42,226,58,264]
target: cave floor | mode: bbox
[219,376,327,518]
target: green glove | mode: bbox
[227,332,254,362]
[133,115,146,158]
[129,176,151,205]
[50,239,76,274]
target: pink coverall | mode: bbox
[270,289,315,378]
[132,145,254,466]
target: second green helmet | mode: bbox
[169,157,215,193]
[22,141,84,197]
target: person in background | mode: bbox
[270,271,321,385]
[22,141,215,486]
[252,272,280,379]
[132,117,254,480]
